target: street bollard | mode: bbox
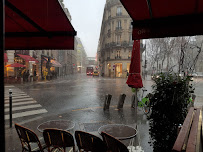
[117,94,126,109]
[103,94,112,110]
[131,94,136,108]
[9,89,12,128]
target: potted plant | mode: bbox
[148,72,194,151]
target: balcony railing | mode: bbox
[116,13,122,16]
[115,56,121,59]
[116,27,122,31]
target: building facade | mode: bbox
[75,37,87,73]
[97,0,145,78]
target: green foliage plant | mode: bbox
[148,72,194,152]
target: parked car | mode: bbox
[93,71,99,77]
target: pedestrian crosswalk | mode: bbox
[4,85,48,121]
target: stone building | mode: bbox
[75,37,87,73]
[97,0,145,78]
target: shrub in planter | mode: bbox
[148,72,194,152]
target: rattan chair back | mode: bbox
[75,131,107,152]
[43,128,75,152]
[15,123,45,152]
[101,131,129,152]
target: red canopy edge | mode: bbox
[120,0,203,40]
[4,53,8,62]
[132,13,203,40]
[51,60,62,67]
[5,0,77,50]
[5,63,26,67]
[17,54,39,63]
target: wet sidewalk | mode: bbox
[5,104,152,152]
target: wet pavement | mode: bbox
[4,74,203,152]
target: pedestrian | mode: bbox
[126,70,129,78]
[26,70,30,82]
[21,69,26,82]
[34,69,37,76]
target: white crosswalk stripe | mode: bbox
[4,85,48,120]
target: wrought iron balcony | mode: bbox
[116,13,122,16]
[115,56,121,59]
[116,27,122,31]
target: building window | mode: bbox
[128,51,131,58]
[116,35,121,45]
[116,20,122,30]
[108,10,111,19]
[129,20,133,29]
[129,34,133,45]
[117,50,120,57]
[117,6,122,16]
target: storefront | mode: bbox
[41,55,62,80]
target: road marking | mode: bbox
[72,105,117,112]
[71,105,132,112]
[4,95,30,100]
[5,109,47,120]
[4,97,34,103]
[5,104,42,112]
[5,92,27,95]
[4,85,48,121]
[5,101,37,107]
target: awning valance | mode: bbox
[50,60,62,67]
[17,54,39,63]
[42,56,62,67]
[5,0,77,50]
[120,0,203,39]
[4,53,8,62]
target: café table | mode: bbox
[98,124,137,140]
[98,123,138,151]
[37,120,75,132]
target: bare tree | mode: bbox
[146,36,203,75]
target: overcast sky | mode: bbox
[64,0,106,57]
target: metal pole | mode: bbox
[9,89,12,128]
[0,0,5,150]
[135,88,138,124]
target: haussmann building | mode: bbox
[98,0,145,78]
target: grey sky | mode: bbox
[64,0,106,57]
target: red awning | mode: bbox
[120,0,203,40]
[17,54,39,63]
[4,53,8,62]
[51,60,62,67]
[5,0,76,50]
[5,63,26,67]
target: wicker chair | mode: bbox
[43,128,76,152]
[15,123,47,152]
[75,131,107,152]
[101,131,129,152]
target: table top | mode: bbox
[98,124,137,140]
[37,120,75,132]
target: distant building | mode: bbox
[75,37,87,73]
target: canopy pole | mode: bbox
[0,0,5,151]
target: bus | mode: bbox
[86,67,93,75]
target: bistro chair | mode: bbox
[101,131,129,152]
[43,128,76,152]
[75,130,107,152]
[15,123,47,152]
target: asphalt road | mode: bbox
[4,74,203,152]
